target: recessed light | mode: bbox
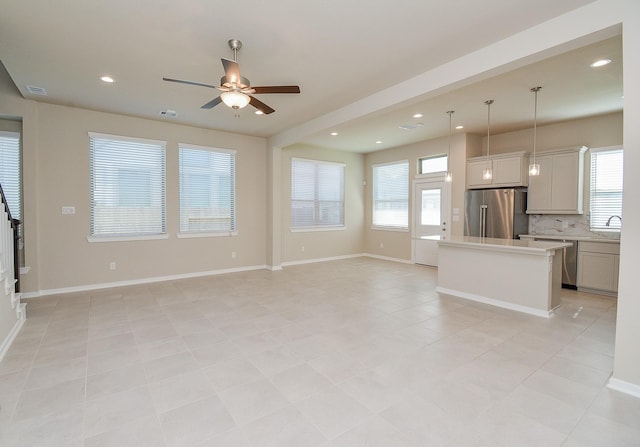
[100,76,115,83]
[590,59,611,68]
[330,132,338,136]
[412,113,423,118]
[254,110,264,115]
[456,125,464,129]
[375,140,382,144]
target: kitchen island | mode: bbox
[437,236,571,317]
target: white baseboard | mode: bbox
[364,253,412,264]
[436,286,553,318]
[281,253,365,267]
[0,313,25,364]
[607,377,640,399]
[21,264,268,299]
[21,254,415,298]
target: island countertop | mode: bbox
[439,236,571,255]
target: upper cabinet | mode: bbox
[527,146,587,214]
[466,152,529,189]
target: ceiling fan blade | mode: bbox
[163,77,218,89]
[249,96,275,114]
[252,86,301,94]
[221,58,242,85]
[201,96,222,109]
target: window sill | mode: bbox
[177,231,238,238]
[371,226,409,232]
[290,226,345,233]
[87,234,169,243]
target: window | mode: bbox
[373,160,409,229]
[419,154,448,175]
[0,131,21,224]
[590,147,623,231]
[0,130,22,265]
[89,133,166,238]
[179,145,236,235]
[291,158,344,229]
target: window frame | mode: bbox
[290,157,345,232]
[177,143,237,238]
[88,132,167,242]
[372,160,410,231]
[589,146,623,232]
[417,153,448,176]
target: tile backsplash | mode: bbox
[529,214,621,240]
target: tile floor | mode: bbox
[1,257,639,446]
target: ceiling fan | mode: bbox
[163,39,300,115]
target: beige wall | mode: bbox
[280,144,364,263]
[364,133,467,261]
[1,91,269,293]
[483,112,623,154]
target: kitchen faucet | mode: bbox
[606,215,622,226]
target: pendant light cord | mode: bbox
[485,100,494,158]
[531,87,541,164]
[447,110,454,153]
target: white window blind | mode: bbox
[179,145,236,234]
[89,133,166,238]
[373,161,409,229]
[291,158,344,229]
[0,131,21,222]
[590,148,623,231]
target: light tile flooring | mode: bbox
[1,257,639,446]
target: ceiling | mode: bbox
[0,0,622,153]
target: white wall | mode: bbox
[612,0,640,396]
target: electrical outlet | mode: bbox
[301,246,305,252]
[231,251,236,259]
[380,242,384,248]
[109,262,116,270]
[61,206,75,215]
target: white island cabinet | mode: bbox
[437,237,570,317]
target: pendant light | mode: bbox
[444,110,454,182]
[528,86,542,176]
[483,100,494,180]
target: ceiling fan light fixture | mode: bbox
[221,91,250,109]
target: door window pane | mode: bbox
[421,188,441,226]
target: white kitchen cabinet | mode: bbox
[527,146,587,214]
[466,152,529,189]
[577,241,620,295]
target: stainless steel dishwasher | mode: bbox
[536,238,578,289]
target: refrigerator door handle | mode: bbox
[480,204,488,237]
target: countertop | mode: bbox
[519,234,620,244]
[439,236,571,255]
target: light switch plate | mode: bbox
[61,206,75,215]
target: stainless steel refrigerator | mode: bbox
[464,188,529,239]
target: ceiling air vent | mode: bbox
[399,124,417,130]
[26,85,47,96]
[160,109,177,117]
